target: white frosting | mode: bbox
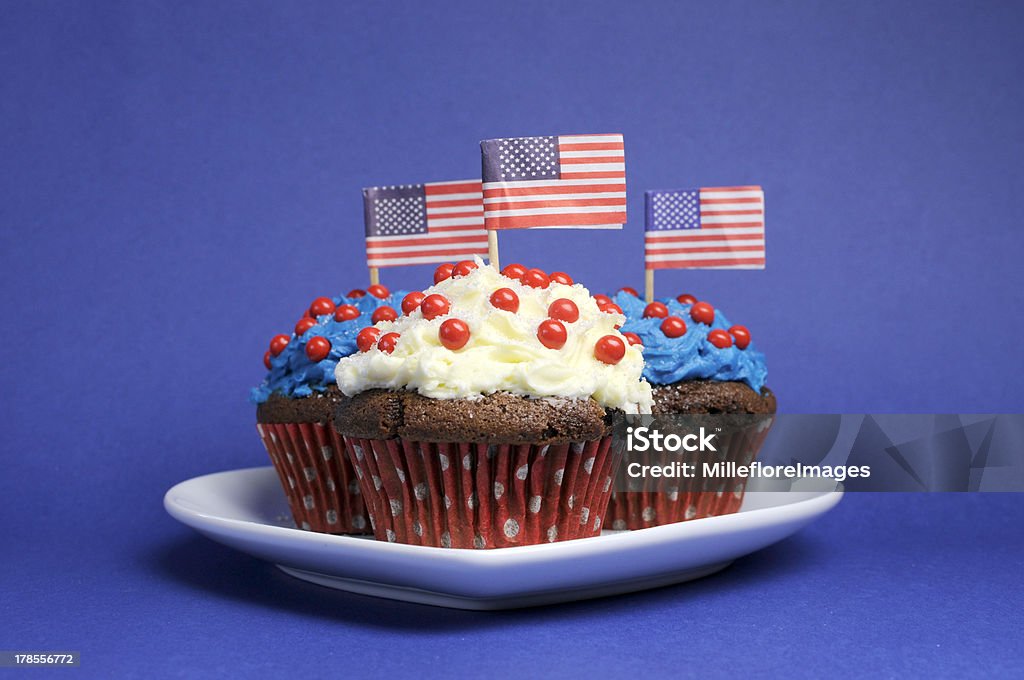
[334,259,653,413]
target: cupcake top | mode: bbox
[613,290,768,392]
[250,286,407,404]
[334,259,653,414]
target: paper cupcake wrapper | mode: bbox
[608,415,774,530]
[256,421,370,534]
[342,436,618,549]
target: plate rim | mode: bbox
[164,466,843,564]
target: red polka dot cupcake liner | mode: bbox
[256,421,371,534]
[607,415,774,530]
[342,436,618,549]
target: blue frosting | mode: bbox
[613,291,768,392]
[250,291,408,403]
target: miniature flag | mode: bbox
[363,180,488,268]
[644,186,765,269]
[481,134,626,230]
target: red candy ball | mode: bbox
[356,327,381,352]
[334,304,360,322]
[677,294,697,305]
[622,332,644,347]
[401,292,426,315]
[439,318,471,350]
[547,298,580,323]
[536,319,567,349]
[619,286,639,297]
[453,260,478,277]
[269,334,290,356]
[309,296,336,316]
[305,336,331,362]
[690,301,715,325]
[593,294,612,307]
[729,325,751,350]
[294,317,317,336]
[594,335,626,364]
[371,306,398,323]
[600,302,623,315]
[643,302,669,319]
[521,268,550,289]
[434,263,455,284]
[501,263,527,280]
[660,316,687,338]
[263,351,272,370]
[489,287,520,313]
[377,332,400,354]
[550,271,574,286]
[367,284,390,299]
[708,329,733,349]
[347,289,367,298]
[420,294,451,320]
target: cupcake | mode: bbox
[607,290,776,529]
[332,259,652,549]
[252,284,405,534]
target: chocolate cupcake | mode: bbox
[333,260,652,549]
[608,290,775,529]
[252,284,405,534]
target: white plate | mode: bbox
[164,467,842,610]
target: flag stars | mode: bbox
[496,136,558,181]
[651,191,699,230]
[373,195,426,235]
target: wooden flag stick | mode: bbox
[369,267,380,287]
[645,268,655,303]
[488,231,500,271]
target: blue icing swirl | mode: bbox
[613,291,767,392]
[250,291,408,403]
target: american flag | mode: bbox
[363,180,488,268]
[480,134,626,230]
[644,186,765,269]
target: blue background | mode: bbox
[2,1,1022,677]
